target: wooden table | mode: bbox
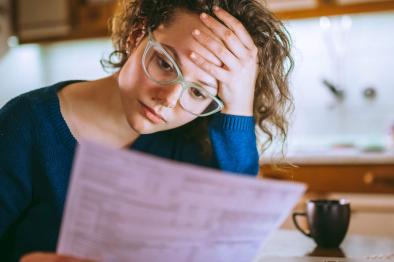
[256,229,394,261]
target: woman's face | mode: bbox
[117,9,220,134]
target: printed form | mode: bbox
[57,141,305,262]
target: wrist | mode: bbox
[220,106,253,116]
[221,105,253,116]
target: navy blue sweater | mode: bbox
[0,81,259,261]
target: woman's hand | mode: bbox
[190,6,258,116]
[20,252,94,262]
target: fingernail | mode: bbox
[201,12,208,19]
[192,29,200,36]
[213,6,220,11]
[190,52,197,59]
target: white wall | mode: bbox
[1,11,393,150]
[0,38,112,106]
[285,11,394,150]
[0,44,43,105]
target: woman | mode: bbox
[0,0,293,261]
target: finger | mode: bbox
[212,6,256,51]
[21,252,95,262]
[200,12,248,59]
[20,252,56,262]
[189,51,228,82]
[192,39,223,67]
[192,29,238,70]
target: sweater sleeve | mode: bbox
[0,96,34,242]
[208,113,259,176]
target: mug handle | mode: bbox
[292,212,312,238]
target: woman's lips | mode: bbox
[139,102,166,124]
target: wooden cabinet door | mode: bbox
[70,0,116,39]
[260,164,394,194]
[336,0,393,5]
[322,0,394,16]
[270,0,394,19]
[15,0,71,43]
[266,0,319,12]
[0,0,11,57]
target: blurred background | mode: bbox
[0,0,393,236]
[1,0,394,153]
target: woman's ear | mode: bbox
[126,25,146,52]
[135,26,146,46]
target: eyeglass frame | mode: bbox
[141,29,224,117]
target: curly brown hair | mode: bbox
[103,0,294,158]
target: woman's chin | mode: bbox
[128,116,165,134]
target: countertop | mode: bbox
[260,147,394,165]
[257,229,394,261]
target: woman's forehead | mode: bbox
[152,12,219,87]
[154,9,219,46]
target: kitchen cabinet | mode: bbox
[262,162,394,236]
[269,0,394,20]
[260,164,394,194]
[0,0,11,57]
[266,0,319,13]
[13,0,71,43]
[68,0,117,40]
[12,0,394,43]
[13,0,116,43]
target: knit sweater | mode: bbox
[0,80,259,261]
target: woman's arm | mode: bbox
[187,7,260,175]
[0,96,34,260]
[208,113,259,176]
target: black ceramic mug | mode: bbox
[292,199,351,248]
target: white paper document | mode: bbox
[57,141,306,262]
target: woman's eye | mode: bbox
[190,87,207,99]
[156,54,174,72]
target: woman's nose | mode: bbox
[155,83,183,108]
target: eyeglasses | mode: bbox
[141,30,224,117]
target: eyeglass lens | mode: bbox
[143,43,220,116]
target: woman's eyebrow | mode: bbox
[161,43,182,67]
[199,80,218,89]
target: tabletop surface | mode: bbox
[256,229,394,261]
